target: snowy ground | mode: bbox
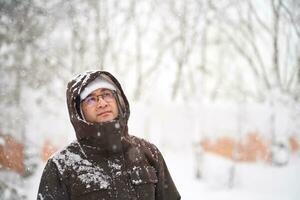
[166,150,300,200]
[25,148,300,200]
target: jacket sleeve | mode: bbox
[37,160,70,200]
[155,149,181,200]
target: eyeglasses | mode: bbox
[82,90,115,106]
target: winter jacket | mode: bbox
[37,70,181,200]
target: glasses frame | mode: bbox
[82,90,116,107]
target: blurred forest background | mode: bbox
[0,0,300,199]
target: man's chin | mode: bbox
[96,115,115,123]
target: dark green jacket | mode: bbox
[37,70,180,200]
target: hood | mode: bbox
[66,70,130,153]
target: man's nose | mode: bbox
[97,97,108,107]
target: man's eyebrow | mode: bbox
[86,93,93,98]
[85,91,99,98]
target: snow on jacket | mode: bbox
[37,70,181,200]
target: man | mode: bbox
[37,70,181,200]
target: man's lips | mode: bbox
[97,111,112,117]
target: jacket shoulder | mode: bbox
[128,135,158,149]
[128,135,161,162]
[47,140,83,175]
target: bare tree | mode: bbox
[160,0,201,100]
[0,0,57,138]
[218,0,299,101]
[91,0,111,70]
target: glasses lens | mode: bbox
[102,91,114,102]
[84,96,97,106]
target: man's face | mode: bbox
[81,88,119,123]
